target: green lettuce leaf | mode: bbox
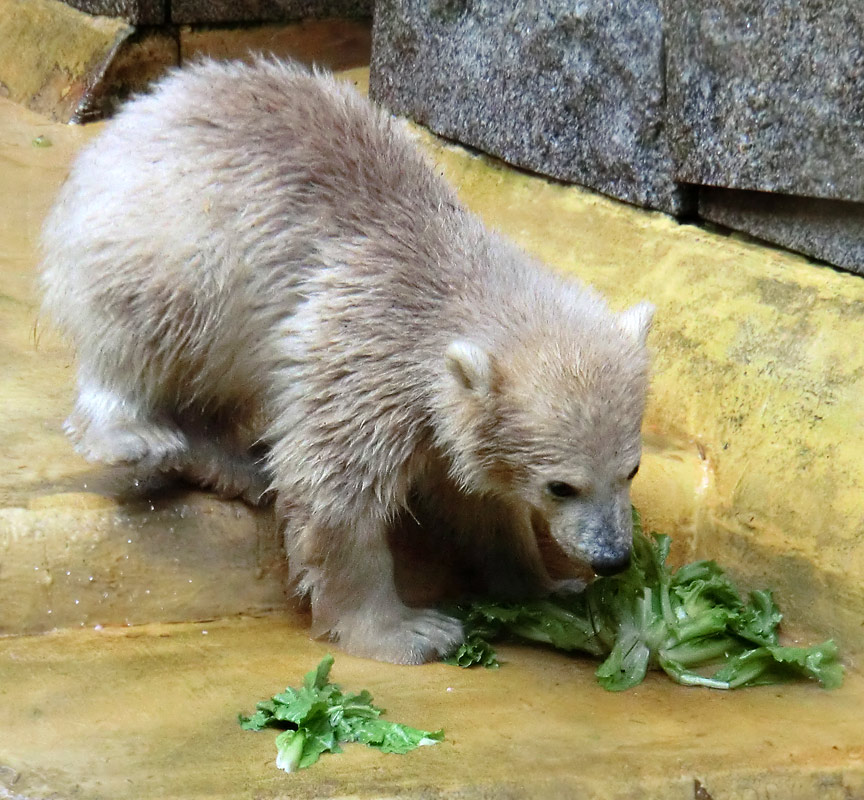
[444,631,500,668]
[711,640,844,689]
[239,655,443,772]
[446,509,844,692]
[340,717,445,752]
[732,590,783,646]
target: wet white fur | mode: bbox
[40,57,653,664]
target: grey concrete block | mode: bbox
[370,0,693,215]
[699,187,864,275]
[171,0,372,25]
[665,0,864,203]
[61,0,164,24]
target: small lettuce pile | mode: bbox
[240,655,443,771]
[447,512,843,691]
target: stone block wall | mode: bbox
[62,0,163,23]
[59,0,372,23]
[371,0,864,275]
[664,0,864,203]
[699,189,864,274]
[171,0,371,24]
[40,0,864,274]
[370,0,692,215]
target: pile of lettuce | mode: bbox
[239,655,443,771]
[446,512,843,691]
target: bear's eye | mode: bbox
[627,463,640,481]
[547,481,580,499]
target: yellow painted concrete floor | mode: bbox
[3,616,864,800]
[2,60,864,798]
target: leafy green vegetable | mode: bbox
[444,629,500,668]
[239,655,443,771]
[447,510,843,691]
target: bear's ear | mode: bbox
[445,340,493,395]
[618,301,654,345]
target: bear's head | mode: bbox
[441,295,653,578]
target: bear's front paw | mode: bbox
[71,419,187,471]
[338,608,464,665]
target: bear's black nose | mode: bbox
[592,552,632,577]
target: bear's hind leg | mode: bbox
[286,510,464,664]
[176,433,273,506]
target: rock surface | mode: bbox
[664,0,864,202]
[370,0,693,215]
[171,0,372,24]
[700,188,864,275]
[60,0,163,23]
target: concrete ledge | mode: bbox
[0,0,371,123]
[0,496,290,634]
[0,0,133,123]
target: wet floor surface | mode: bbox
[0,99,97,508]
[2,616,864,800]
